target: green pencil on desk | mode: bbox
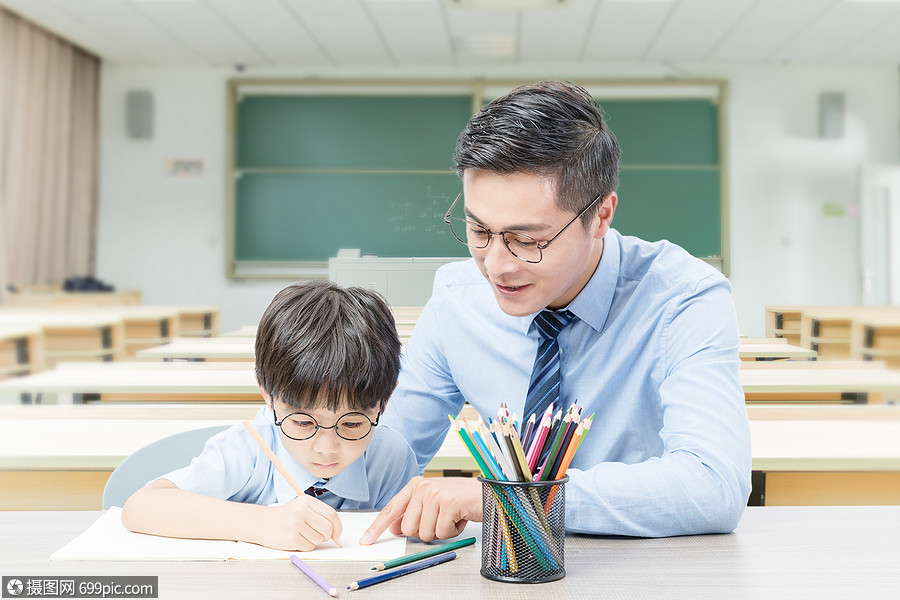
[371,537,475,571]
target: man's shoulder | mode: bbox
[615,230,725,292]
[434,258,482,288]
[369,425,416,459]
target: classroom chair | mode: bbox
[102,425,229,509]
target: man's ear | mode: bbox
[593,192,617,240]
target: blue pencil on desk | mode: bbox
[290,554,338,597]
[348,551,457,591]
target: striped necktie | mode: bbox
[524,309,575,422]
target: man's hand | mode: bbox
[359,476,482,545]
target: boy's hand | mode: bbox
[359,476,481,545]
[256,495,343,551]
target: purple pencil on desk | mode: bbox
[290,554,338,598]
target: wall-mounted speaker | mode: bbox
[818,91,844,139]
[126,90,154,139]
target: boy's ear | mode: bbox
[257,380,273,408]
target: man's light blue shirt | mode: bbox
[162,407,418,510]
[381,228,752,537]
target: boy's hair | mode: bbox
[254,280,401,413]
[453,80,621,226]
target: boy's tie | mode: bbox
[524,309,575,422]
[304,486,326,497]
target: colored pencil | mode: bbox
[371,537,475,571]
[520,413,537,451]
[348,552,457,590]
[290,554,338,598]
[242,420,342,547]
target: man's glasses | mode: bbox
[444,192,603,264]
[273,409,379,441]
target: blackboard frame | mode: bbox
[225,79,729,279]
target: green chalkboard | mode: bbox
[230,87,723,270]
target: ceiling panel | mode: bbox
[0,0,150,64]
[205,0,331,66]
[775,1,900,63]
[129,0,269,67]
[519,0,597,63]
[647,0,755,62]
[2,0,900,68]
[580,1,676,61]
[48,0,208,67]
[444,4,517,64]
[283,0,392,65]
[365,0,454,65]
[840,8,900,64]
[708,0,836,61]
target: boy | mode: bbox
[122,280,418,551]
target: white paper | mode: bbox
[51,507,405,562]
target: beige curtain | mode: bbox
[0,7,100,302]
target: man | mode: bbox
[360,80,750,544]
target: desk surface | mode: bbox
[6,363,900,397]
[140,338,818,361]
[2,404,899,472]
[1,507,898,599]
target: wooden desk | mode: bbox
[137,338,255,362]
[0,362,260,404]
[799,307,900,360]
[851,315,900,369]
[0,404,260,510]
[764,305,805,345]
[220,325,256,338]
[0,312,124,368]
[6,288,141,306]
[2,507,899,598]
[4,402,897,510]
[158,306,220,337]
[0,403,464,510]
[0,325,44,380]
[739,364,900,403]
[739,338,816,361]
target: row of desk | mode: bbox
[1,397,899,510]
[6,360,898,405]
[2,306,898,513]
[0,306,220,377]
[767,304,900,366]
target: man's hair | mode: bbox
[454,80,621,225]
[255,280,401,413]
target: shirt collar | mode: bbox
[269,420,371,504]
[568,228,619,334]
[511,228,620,336]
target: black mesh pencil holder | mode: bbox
[479,476,567,583]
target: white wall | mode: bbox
[96,64,899,336]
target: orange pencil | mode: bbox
[242,420,342,548]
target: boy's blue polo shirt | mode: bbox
[160,406,418,509]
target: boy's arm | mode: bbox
[121,479,343,551]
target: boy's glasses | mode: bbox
[273,409,379,441]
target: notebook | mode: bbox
[51,508,405,562]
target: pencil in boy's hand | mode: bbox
[242,419,342,548]
[290,554,338,598]
[349,552,458,591]
[371,536,475,571]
